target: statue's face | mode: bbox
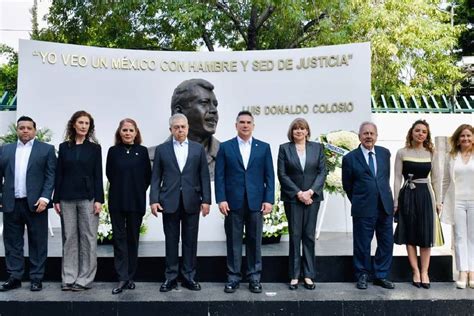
[181,86,218,138]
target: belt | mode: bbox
[405,174,429,190]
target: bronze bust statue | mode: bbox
[149,78,220,178]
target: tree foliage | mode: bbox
[1,0,467,99]
[0,44,19,97]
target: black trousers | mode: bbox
[3,198,48,280]
[162,195,200,282]
[109,210,143,281]
[285,201,320,280]
[224,196,263,283]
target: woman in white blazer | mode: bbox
[441,124,474,289]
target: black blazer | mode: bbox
[277,141,327,203]
[53,140,104,203]
[150,140,211,214]
[106,144,151,214]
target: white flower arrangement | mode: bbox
[97,184,150,242]
[319,130,359,195]
[263,185,288,238]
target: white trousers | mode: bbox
[454,200,474,272]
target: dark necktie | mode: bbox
[368,152,376,176]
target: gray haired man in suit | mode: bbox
[150,113,211,292]
[0,116,56,292]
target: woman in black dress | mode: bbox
[393,120,443,289]
[106,118,151,294]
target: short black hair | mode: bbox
[236,110,253,121]
[17,116,36,129]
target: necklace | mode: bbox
[125,145,133,154]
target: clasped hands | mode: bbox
[297,190,313,205]
[151,203,210,217]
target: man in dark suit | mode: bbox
[342,121,395,290]
[215,110,275,294]
[150,113,211,292]
[0,116,56,292]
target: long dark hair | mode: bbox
[64,110,98,144]
[405,119,433,153]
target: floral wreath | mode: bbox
[319,130,359,195]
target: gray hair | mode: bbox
[169,113,188,127]
[358,121,378,135]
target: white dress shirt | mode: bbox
[237,136,252,169]
[14,139,34,199]
[360,145,377,175]
[173,138,189,172]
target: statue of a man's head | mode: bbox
[171,79,219,141]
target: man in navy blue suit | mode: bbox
[215,110,274,294]
[342,122,395,290]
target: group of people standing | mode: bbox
[343,120,474,291]
[0,110,472,295]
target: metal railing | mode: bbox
[371,94,474,113]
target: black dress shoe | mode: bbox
[356,274,368,290]
[0,278,21,291]
[71,284,89,291]
[61,283,74,291]
[30,280,42,292]
[249,280,262,293]
[112,281,128,295]
[224,281,239,293]
[127,281,136,290]
[412,281,421,288]
[373,278,395,289]
[421,282,430,289]
[182,280,201,291]
[160,279,177,292]
[303,279,316,290]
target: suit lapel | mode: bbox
[167,140,180,171]
[27,140,38,172]
[289,143,303,172]
[247,138,259,169]
[355,145,372,177]
[182,141,195,172]
[230,137,245,168]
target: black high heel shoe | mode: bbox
[303,279,315,290]
[289,279,298,290]
[412,281,421,288]
[421,282,430,289]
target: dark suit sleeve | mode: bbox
[40,144,57,200]
[143,147,152,189]
[263,143,275,204]
[53,143,64,203]
[199,145,211,204]
[277,144,300,198]
[341,154,353,202]
[94,145,105,203]
[214,144,226,203]
[309,143,327,197]
[149,146,162,204]
[105,146,114,184]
